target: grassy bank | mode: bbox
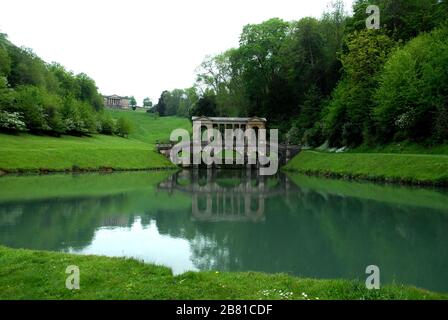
[107,110,191,144]
[0,133,175,173]
[0,113,190,173]
[283,151,448,186]
[0,246,445,300]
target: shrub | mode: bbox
[115,117,132,137]
[41,92,65,135]
[0,110,27,132]
[285,125,302,145]
[302,123,324,147]
[78,102,97,133]
[99,114,115,135]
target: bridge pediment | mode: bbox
[248,116,267,123]
[191,116,214,125]
[192,116,267,124]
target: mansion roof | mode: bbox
[191,116,267,123]
[103,94,130,99]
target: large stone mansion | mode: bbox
[103,95,131,109]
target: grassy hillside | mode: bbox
[0,133,174,172]
[108,110,191,145]
[283,151,448,186]
[1,246,445,300]
[0,112,191,173]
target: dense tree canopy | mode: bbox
[160,0,448,147]
[0,33,110,136]
[153,88,198,117]
[374,27,448,143]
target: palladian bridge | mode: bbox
[157,116,301,168]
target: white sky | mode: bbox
[0,0,354,105]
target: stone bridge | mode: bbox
[156,141,301,168]
[157,116,300,168]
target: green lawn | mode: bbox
[0,133,174,172]
[107,109,191,144]
[283,150,448,186]
[0,113,191,173]
[0,246,445,300]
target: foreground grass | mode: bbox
[284,151,448,186]
[0,246,445,300]
[0,114,190,173]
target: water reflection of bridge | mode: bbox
[158,170,295,223]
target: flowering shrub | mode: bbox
[0,110,27,132]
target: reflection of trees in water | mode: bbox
[0,194,139,251]
[156,171,448,292]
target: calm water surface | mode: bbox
[0,170,447,292]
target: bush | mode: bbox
[41,93,65,135]
[115,117,132,137]
[302,123,324,147]
[434,104,448,143]
[285,125,302,145]
[99,114,115,135]
[0,77,16,112]
[61,97,86,135]
[78,102,97,133]
[0,110,27,132]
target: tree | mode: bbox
[195,50,246,117]
[195,52,232,95]
[142,97,153,108]
[190,92,217,117]
[154,91,168,116]
[129,96,137,110]
[234,18,291,119]
[76,73,103,111]
[0,43,11,77]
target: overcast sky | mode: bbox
[0,0,354,104]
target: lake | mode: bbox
[0,169,447,293]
